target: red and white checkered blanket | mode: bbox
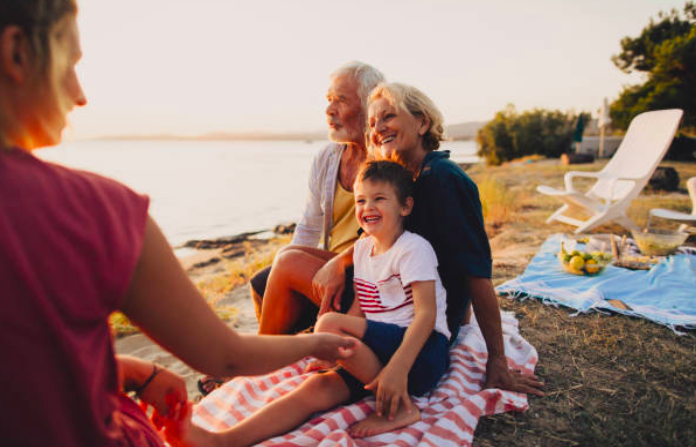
[193,311,538,446]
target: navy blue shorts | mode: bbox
[335,320,450,402]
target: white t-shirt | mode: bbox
[353,231,451,339]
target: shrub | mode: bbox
[665,135,696,161]
[477,105,583,165]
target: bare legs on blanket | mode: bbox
[314,313,421,438]
[173,314,421,447]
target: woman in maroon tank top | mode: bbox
[0,2,356,446]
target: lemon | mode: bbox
[585,259,600,274]
[569,255,585,271]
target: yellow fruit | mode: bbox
[569,255,585,271]
[585,259,600,274]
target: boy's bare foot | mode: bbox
[348,405,421,438]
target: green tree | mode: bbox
[611,2,696,131]
[477,105,583,165]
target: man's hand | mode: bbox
[310,333,357,362]
[313,257,346,316]
[483,355,544,397]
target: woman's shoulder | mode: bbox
[421,152,478,192]
[426,152,472,178]
[2,150,148,223]
[51,159,147,209]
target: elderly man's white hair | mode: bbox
[330,61,385,109]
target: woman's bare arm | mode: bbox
[119,216,355,378]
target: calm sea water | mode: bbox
[38,140,478,247]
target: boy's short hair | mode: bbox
[358,160,414,206]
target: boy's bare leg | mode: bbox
[315,313,422,436]
[180,371,351,447]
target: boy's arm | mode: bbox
[365,280,437,419]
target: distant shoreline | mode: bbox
[73,120,486,142]
[83,135,478,143]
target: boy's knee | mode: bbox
[315,312,346,333]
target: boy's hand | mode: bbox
[365,365,412,420]
[310,334,357,362]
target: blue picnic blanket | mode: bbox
[496,234,696,332]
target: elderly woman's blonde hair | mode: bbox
[368,82,446,152]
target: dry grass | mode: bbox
[109,235,290,337]
[466,159,696,447]
[196,236,289,305]
[479,176,519,225]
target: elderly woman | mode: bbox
[273,82,545,396]
[0,1,354,445]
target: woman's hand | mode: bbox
[313,257,347,316]
[309,333,357,362]
[365,365,413,420]
[138,366,188,418]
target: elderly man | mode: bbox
[252,61,385,334]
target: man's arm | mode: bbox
[314,244,355,315]
[468,276,544,396]
[291,147,325,248]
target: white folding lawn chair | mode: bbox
[537,109,683,234]
[650,177,696,232]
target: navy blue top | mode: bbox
[406,150,492,342]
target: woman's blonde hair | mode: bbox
[0,0,78,78]
[368,82,446,152]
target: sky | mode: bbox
[66,0,687,140]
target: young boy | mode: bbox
[174,160,450,446]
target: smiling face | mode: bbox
[368,97,428,162]
[325,74,365,145]
[354,178,412,244]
